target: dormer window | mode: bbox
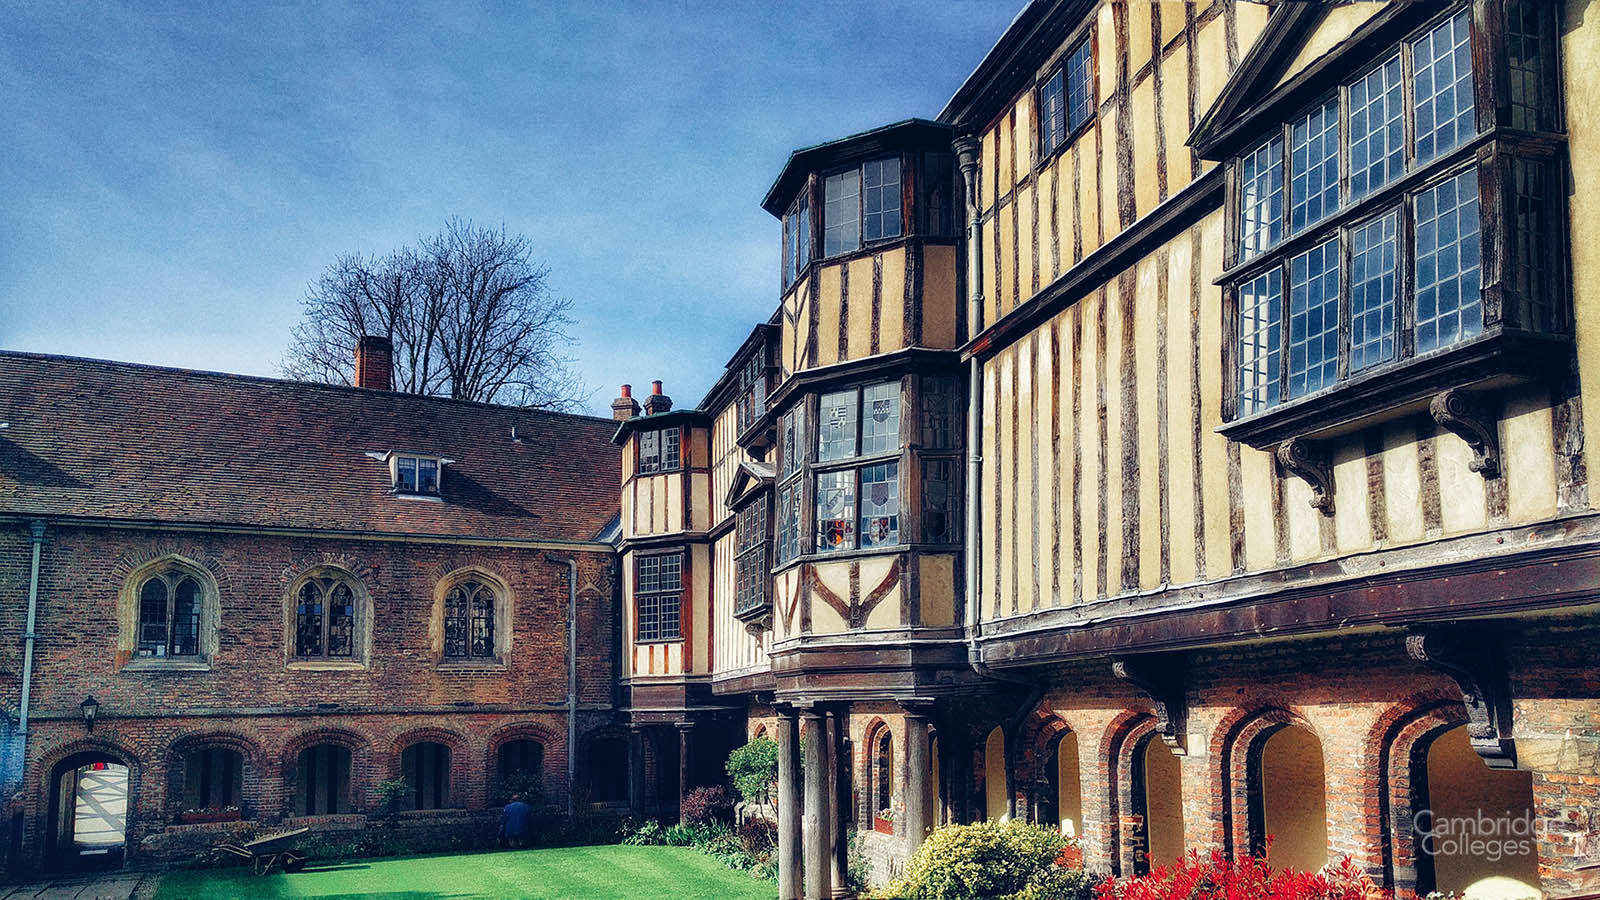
[383,453,446,495]
[637,427,681,475]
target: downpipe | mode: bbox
[547,554,580,821]
[18,521,45,738]
[953,139,1043,822]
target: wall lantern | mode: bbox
[80,695,99,732]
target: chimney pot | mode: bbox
[651,380,663,395]
[354,335,394,391]
[643,381,672,416]
[612,383,642,422]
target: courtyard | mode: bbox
[148,845,775,900]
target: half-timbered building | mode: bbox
[612,2,1600,899]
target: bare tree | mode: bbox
[282,218,587,409]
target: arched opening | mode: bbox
[1132,734,1184,874]
[46,752,130,870]
[1253,724,1328,871]
[1041,731,1083,838]
[495,739,545,803]
[1416,724,1540,899]
[178,746,244,821]
[294,744,351,816]
[984,726,1008,821]
[400,741,452,810]
[871,726,894,833]
[587,737,629,804]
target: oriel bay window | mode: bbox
[816,382,902,552]
[636,552,683,643]
[637,426,681,475]
[734,496,771,619]
[1222,3,1568,443]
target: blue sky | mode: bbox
[1,1,1019,414]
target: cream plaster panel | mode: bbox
[1435,429,1486,535]
[1079,289,1103,602]
[880,246,906,352]
[1332,438,1372,552]
[865,585,900,631]
[810,592,848,636]
[1036,325,1057,607]
[1565,4,1600,493]
[1275,4,1386,91]
[1504,391,1558,523]
[981,128,997,213]
[818,264,842,367]
[1017,340,1037,614]
[692,543,710,673]
[998,107,1014,197]
[1100,107,1120,244]
[1018,183,1036,301]
[999,197,1015,317]
[1195,19,1229,124]
[1159,2,1186,47]
[1096,3,1116,102]
[1057,309,1078,602]
[1014,93,1032,185]
[999,349,1016,615]
[1237,2,1271,52]
[1285,476,1319,562]
[1038,164,1057,282]
[920,555,956,627]
[922,245,957,348]
[1131,78,1159,218]
[1163,45,1192,196]
[1135,255,1162,590]
[1079,136,1102,257]
[1240,446,1276,571]
[847,256,875,361]
[1165,238,1197,585]
[1103,276,1125,592]
[982,364,1000,620]
[1382,424,1424,543]
[1129,0,1152,76]
[666,474,683,534]
[982,219,998,329]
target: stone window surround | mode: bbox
[116,555,221,673]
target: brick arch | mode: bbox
[112,546,231,594]
[1371,696,1468,896]
[485,721,563,803]
[164,729,266,820]
[1101,710,1160,877]
[1019,711,1076,826]
[859,717,894,826]
[279,726,372,811]
[1210,704,1321,859]
[575,725,632,806]
[389,725,474,810]
[29,737,143,866]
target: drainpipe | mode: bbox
[18,521,46,739]
[952,139,1043,823]
[546,554,580,821]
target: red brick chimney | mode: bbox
[354,335,393,391]
[643,380,672,415]
[612,384,641,421]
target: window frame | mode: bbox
[442,579,499,661]
[635,551,685,644]
[1220,3,1568,432]
[293,574,359,662]
[636,425,682,475]
[390,453,443,496]
[733,493,772,620]
[819,155,907,261]
[1037,33,1097,165]
[813,380,903,554]
[136,570,204,659]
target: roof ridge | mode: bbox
[0,348,617,425]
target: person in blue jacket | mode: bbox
[500,793,533,849]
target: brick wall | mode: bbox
[0,522,621,874]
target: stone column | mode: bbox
[903,708,933,853]
[801,709,832,900]
[677,722,695,824]
[829,708,849,897]
[628,726,646,812]
[777,709,803,900]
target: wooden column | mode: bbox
[778,709,803,900]
[677,722,695,824]
[628,726,646,812]
[829,708,849,897]
[802,709,832,900]
[903,708,933,853]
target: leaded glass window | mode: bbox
[858,462,900,548]
[1349,212,1399,372]
[863,157,902,242]
[734,498,770,617]
[1237,269,1283,415]
[1240,136,1285,260]
[1412,10,1475,164]
[777,482,801,564]
[860,382,901,455]
[444,580,497,659]
[295,576,358,660]
[922,458,958,544]
[824,169,862,256]
[785,193,811,288]
[781,406,807,477]
[1348,55,1405,199]
[1039,70,1065,157]
[135,571,203,658]
[637,427,681,474]
[1288,239,1340,398]
[818,389,859,461]
[920,376,960,450]
[1289,98,1339,234]
[636,553,682,642]
[1414,168,1482,353]
[1066,39,1094,131]
[815,470,857,552]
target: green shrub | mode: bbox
[374,777,410,816]
[880,819,1078,900]
[726,737,780,805]
[620,818,666,846]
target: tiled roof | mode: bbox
[0,352,621,541]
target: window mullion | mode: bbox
[1278,259,1292,405]
[1401,31,1417,170]
[1399,193,1418,361]
[1281,122,1294,241]
[1338,225,1353,382]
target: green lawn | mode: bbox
[152,844,778,900]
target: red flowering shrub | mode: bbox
[1095,848,1388,900]
[680,785,734,825]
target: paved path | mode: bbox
[0,873,144,900]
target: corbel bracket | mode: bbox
[1405,627,1517,768]
[1430,388,1501,478]
[1112,652,1188,753]
[1276,437,1334,515]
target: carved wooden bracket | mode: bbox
[1112,653,1188,753]
[1430,388,1502,478]
[1405,627,1517,768]
[1276,437,1334,515]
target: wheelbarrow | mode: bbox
[214,826,311,874]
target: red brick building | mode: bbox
[0,346,625,873]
